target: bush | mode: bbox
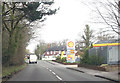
[80,48,89,64]
[56,56,67,63]
[75,61,80,63]
[61,57,66,63]
[56,56,61,61]
[80,47,104,66]
[88,55,104,65]
[81,54,104,66]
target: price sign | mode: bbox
[66,40,75,63]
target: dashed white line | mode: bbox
[49,69,52,72]
[56,75,62,81]
[42,66,46,68]
[52,72,56,75]
[45,67,63,81]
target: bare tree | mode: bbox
[96,29,115,41]
[96,0,120,35]
[82,0,120,35]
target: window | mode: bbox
[47,52,49,54]
[59,51,61,54]
[51,51,52,54]
[54,51,56,54]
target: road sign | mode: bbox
[67,41,75,50]
[71,51,74,54]
[68,41,74,47]
[70,50,74,51]
[67,55,75,61]
[66,40,75,63]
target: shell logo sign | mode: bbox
[66,40,75,63]
[68,41,74,47]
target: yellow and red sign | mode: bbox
[93,43,120,47]
[66,40,75,63]
[67,55,75,61]
[68,41,74,47]
[70,50,74,54]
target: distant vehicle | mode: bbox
[24,54,30,64]
[29,54,38,64]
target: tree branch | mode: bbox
[2,20,10,33]
[13,14,26,30]
[96,7,120,35]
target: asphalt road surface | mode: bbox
[8,60,114,82]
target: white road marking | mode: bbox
[42,66,45,68]
[49,69,52,72]
[56,75,62,81]
[52,72,56,75]
[46,68,63,81]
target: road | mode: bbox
[8,60,114,82]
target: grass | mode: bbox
[2,64,27,77]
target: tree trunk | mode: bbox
[7,31,13,66]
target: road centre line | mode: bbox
[45,67,63,81]
[52,72,56,75]
[41,66,45,68]
[56,75,62,81]
[49,69,52,71]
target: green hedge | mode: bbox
[88,55,104,65]
[81,54,104,66]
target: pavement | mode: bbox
[49,60,120,82]
[66,67,119,82]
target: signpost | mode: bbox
[66,40,75,63]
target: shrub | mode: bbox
[75,61,80,63]
[80,48,89,64]
[56,56,61,61]
[56,56,67,63]
[88,55,104,66]
[80,47,104,66]
[61,57,66,63]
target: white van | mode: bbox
[29,54,38,63]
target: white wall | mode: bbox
[42,56,56,60]
[108,46,119,64]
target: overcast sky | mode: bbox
[26,0,117,52]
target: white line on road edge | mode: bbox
[56,75,62,81]
[52,72,56,75]
[46,68,49,69]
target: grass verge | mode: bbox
[2,63,27,78]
